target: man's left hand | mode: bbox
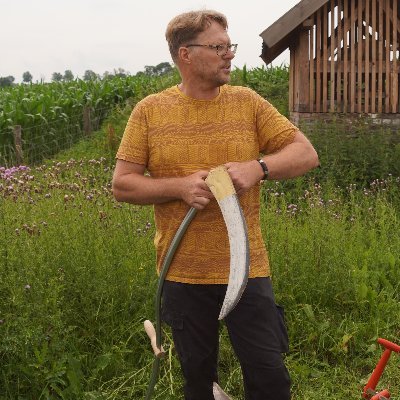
[225,160,263,196]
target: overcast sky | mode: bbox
[0,0,300,82]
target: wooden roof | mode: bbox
[260,0,329,64]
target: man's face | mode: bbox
[187,21,235,88]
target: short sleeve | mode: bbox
[116,101,149,165]
[255,94,297,155]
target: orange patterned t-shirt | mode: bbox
[116,85,297,284]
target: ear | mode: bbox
[178,46,192,65]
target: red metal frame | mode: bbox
[362,338,400,400]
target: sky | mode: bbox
[0,0,300,83]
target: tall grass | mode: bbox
[1,65,399,399]
[1,157,399,399]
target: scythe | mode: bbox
[144,165,250,399]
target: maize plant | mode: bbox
[0,70,180,166]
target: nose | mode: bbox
[223,49,235,60]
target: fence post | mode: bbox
[83,106,92,135]
[14,125,24,165]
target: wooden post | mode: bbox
[337,0,343,112]
[316,9,322,112]
[371,0,377,113]
[392,0,398,113]
[330,0,336,113]
[378,0,383,113]
[83,106,92,135]
[323,3,328,112]
[350,0,356,113]
[365,0,370,114]
[13,125,24,165]
[293,28,311,112]
[289,44,295,113]
[344,0,349,113]
[385,0,390,113]
[357,0,363,113]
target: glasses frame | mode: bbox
[186,43,238,57]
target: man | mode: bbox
[112,9,319,400]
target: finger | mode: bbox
[193,196,211,209]
[196,170,210,179]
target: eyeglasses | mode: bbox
[186,43,238,57]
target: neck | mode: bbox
[178,80,220,100]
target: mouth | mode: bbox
[222,65,231,73]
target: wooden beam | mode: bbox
[330,0,336,112]
[316,8,322,112]
[371,0,377,113]
[365,0,370,113]
[378,0,383,113]
[336,0,343,112]
[358,0,363,113]
[289,44,295,112]
[343,0,349,112]
[303,18,314,27]
[293,29,311,112]
[323,3,328,112]
[392,0,398,113]
[385,0,390,113]
[350,0,356,113]
[310,20,315,112]
[260,0,329,47]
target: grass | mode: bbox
[1,151,399,399]
[1,70,399,398]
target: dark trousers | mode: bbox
[162,277,290,400]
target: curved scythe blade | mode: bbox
[205,166,250,320]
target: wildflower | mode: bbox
[24,284,31,290]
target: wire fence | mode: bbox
[0,104,117,167]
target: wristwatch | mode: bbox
[257,158,269,181]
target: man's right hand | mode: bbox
[179,170,213,210]
[112,160,213,209]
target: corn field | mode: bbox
[0,72,180,166]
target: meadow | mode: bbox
[1,68,399,399]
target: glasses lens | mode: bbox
[217,44,237,56]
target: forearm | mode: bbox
[262,140,319,180]
[112,173,182,205]
[112,160,213,209]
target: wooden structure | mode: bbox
[260,0,400,124]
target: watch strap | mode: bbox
[257,158,269,181]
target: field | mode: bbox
[0,72,181,166]
[1,68,400,399]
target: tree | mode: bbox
[52,72,63,82]
[143,62,173,77]
[63,70,74,81]
[0,76,15,87]
[83,70,99,81]
[113,68,129,78]
[22,71,33,83]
